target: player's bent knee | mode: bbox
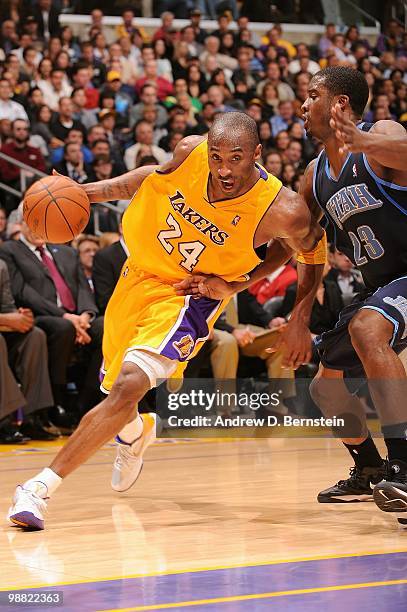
[349,309,393,354]
[110,362,151,409]
[309,376,332,409]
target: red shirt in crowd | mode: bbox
[135,76,174,101]
[250,264,298,305]
[0,141,46,182]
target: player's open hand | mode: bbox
[173,274,235,300]
[330,103,364,155]
[266,318,312,369]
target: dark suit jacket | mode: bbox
[0,240,98,317]
[29,6,60,38]
[93,240,127,314]
[53,160,93,184]
[215,290,272,333]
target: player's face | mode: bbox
[301,77,332,140]
[208,136,261,198]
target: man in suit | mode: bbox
[28,0,60,40]
[0,205,104,420]
[93,225,127,314]
[0,260,55,442]
[54,142,92,184]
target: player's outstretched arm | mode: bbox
[82,135,205,203]
[330,103,407,175]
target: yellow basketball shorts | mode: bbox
[100,262,226,393]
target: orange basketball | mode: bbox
[23,175,90,243]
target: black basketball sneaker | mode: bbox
[318,463,387,503]
[373,460,407,526]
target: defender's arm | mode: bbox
[330,104,407,175]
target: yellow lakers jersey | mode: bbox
[122,140,282,283]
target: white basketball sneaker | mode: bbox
[111,413,158,493]
[7,485,47,530]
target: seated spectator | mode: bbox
[213,290,295,413]
[37,69,73,113]
[199,36,238,74]
[289,43,321,76]
[124,120,167,169]
[116,8,148,43]
[129,83,168,129]
[0,206,7,242]
[275,129,290,160]
[93,220,128,314]
[102,72,134,120]
[285,139,306,171]
[30,0,60,40]
[281,162,297,189]
[171,41,191,82]
[250,262,298,315]
[31,104,64,152]
[71,87,97,131]
[26,87,45,124]
[0,205,104,418]
[51,128,92,166]
[107,42,139,86]
[135,59,174,101]
[153,11,177,43]
[0,20,19,56]
[318,23,336,58]
[0,119,46,210]
[54,142,91,183]
[77,235,99,293]
[206,84,235,113]
[0,79,28,122]
[270,100,304,137]
[79,41,107,89]
[71,63,99,110]
[257,61,295,101]
[186,64,207,99]
[180,25,201,58]
[232,47,261,99]
[263,150,283,177]
[0,259,56,443]
[152,39,173,82]
[50,97,86,142]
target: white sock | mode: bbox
[118,415,144,445]
[23,468,62,499]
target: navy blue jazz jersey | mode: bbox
[313,123,407,375]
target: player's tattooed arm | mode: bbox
[82,136,205,203]
[83,165,158,203]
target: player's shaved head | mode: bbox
[208,112,259,151]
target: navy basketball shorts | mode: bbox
[314,276,407,377]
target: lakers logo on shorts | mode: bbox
[173,334,194,359]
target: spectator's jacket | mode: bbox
[93,239,127,314]
[0,259,15,314]
[0,240,98,318]
[215,291,272,333]
[0,142,46,182]
[250,265,298,305]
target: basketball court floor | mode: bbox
[1,434,406,611]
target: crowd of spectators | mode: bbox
[0,1,406,441]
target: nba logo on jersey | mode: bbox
[352,164,357,177]
[173,334,194,358]
[122,266,129,277]
[232,215,241,226]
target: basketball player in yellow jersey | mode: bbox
[8,112,326,530]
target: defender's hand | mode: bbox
[174,275,235,300]
[266,318,312,369]
[330,103,365,155]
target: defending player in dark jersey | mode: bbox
[176,67,407,525]
[299,67,407,523]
